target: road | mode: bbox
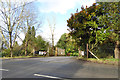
[1,56,118,79]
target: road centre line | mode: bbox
[0,69,9,71]
[34,74,63,79]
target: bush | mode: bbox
[1,49,10,57]
[66,53,71,56]
[69,52,79,56]
[73,52,79,56]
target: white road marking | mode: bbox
[0,69,9,71]
[34,74,63,79]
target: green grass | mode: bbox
[77,57,119,65]
[0,55,46,59]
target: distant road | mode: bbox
[1,56,118,79]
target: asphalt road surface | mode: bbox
[1,56,118,79]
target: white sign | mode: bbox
[81,51,84,56]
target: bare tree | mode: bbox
[0,0,27,57]
[0,0,39,57]
[47,16,56,56]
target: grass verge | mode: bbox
[0,56,46,59]
[77,57,119,65]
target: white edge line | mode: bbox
[0,69,9,71]
[34,74,63,79]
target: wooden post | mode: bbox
[55,47,57,56]
[78,47,81,57]
[88,50,99,60]
[87,43,88,59]
[47,47,49,56]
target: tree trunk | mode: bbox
[78,47,81,57]
[52,34,54,56]
[10,47,13,57]
[114,41,120,59]
[47,47,49,56]
[9,32,13,57]
[25,40,28,56]
[33,48,35,56]
[86,43,88,58]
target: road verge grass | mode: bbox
[0,56,46,59]
[77,57,119,65]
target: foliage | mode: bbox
[96,2,120,59]
[56,33,78,55]
[12,42,22,56]
[22,25,49,56]
[70,52,79,56]
[56,33,66,49]
[67,2,119,58]
[97,2,119,41]
[95,40,115,58]
[67,3,105,50]
[1,49,11,57]
[35,35,49,51]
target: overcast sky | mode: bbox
[12,0,96,45]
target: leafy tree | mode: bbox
[56,33,67,49]
[24,26,31,56]
[23,26,36,55]
[66,35,78,55]
[29,26,36,55]
[35,35,49,51]
[97,2,120,59]
[23,26,48,56]
[31,26,36,39]
[12,41,22,56]
[56,33,78,55]
[67,3,104,53]
[67,2,119,58]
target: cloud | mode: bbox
[80,0,96,8]
[38,0,96,14]
[38,0,76,14]
[0,0,34,2]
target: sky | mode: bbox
[34,0,96,45]
[0,0,96,45]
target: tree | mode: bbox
[67,2,119,58]
[24,26,31,56]
[0,0,27,57]
[56,33,78,55]
[31,26,36,39]
[22,2,42,56]
[67,3,104,58]
[31,26,36,55]
[35,35,47,51]
[56,33,67,49]
[47,16,56,56]
[23,26,36,56]
[97,2,120,59]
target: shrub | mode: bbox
[1,49,10,57]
